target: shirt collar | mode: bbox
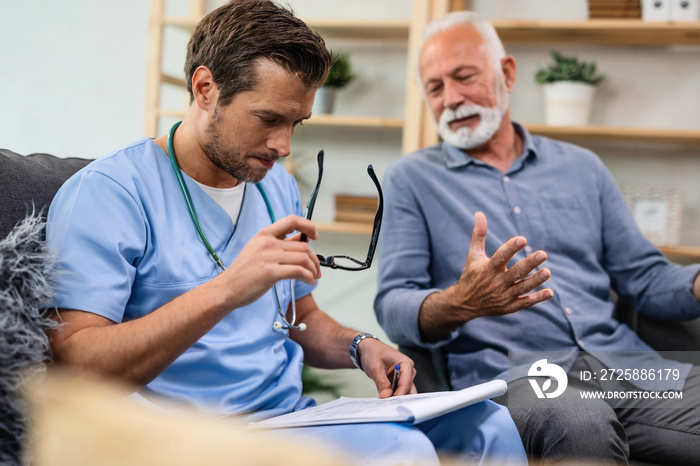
[443,122,538,171]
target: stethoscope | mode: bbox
[167,121,306,332]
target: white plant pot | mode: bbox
[542,81,596,127]
[312,86,337,114]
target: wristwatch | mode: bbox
[349,333,379,371]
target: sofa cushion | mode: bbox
[0,149,91,240]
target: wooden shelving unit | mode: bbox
[145,6,700,259]
[144,0,206,138]
[145,11,416,138]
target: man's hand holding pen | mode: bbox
[354,337,417,398]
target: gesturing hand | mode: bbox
[454,211,553,318]
[419,212,553,340]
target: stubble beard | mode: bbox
[201,109,278,184]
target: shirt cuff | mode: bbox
[383,288,460,348]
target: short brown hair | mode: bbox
[185,0,331,106]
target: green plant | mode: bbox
[535,50,604,86]
[324,52,356,88]
[302,366,342,398]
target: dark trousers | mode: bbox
[494,353,700,465]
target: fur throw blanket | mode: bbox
[0,212,58,465]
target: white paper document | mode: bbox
[248,379,507,429]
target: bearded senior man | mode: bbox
[375,10,700,466]
[44,2,527,464]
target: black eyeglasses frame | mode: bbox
[300,150,383,271]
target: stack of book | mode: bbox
[588,0,642,18]
[334,195,378,224]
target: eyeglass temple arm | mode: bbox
[364,165,383,266]
[300,150,324,243]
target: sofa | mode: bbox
[0,149,92,240]
[0,149,91,464]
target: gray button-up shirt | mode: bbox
[375,123,700,391]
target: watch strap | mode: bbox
[349,333,379,371]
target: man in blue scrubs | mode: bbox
[46,1,525,464]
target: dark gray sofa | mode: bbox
[1,149,91,240]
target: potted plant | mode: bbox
[535,50,605,126]
[313,52,357,114]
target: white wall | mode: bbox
[0,0,149,158]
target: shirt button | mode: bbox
[525,245,533,253]
[513,206,522,215]
[578,340,585,348]
[565,307,572,315]
[503,176,510,183]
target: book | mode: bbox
[334,194,379,224]
[248,379,506,429]
[334,211,377,224]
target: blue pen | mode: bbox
[391,364,400,393]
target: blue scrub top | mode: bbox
[47,138,316,420]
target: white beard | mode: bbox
[436,78,509,150]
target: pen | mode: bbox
[391,364,400,393]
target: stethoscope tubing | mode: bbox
[167,121,304,331]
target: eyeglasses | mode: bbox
[301,150,383,271]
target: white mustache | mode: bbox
[443,104,486,125]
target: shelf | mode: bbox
[493,19,700,46]
[306,114,404,129]
[316,222,700,260]
[165,18,700,46]
[155,111,404,130]
[659,245,700,259]
[164,17,411,40]
[315,221,373,235]
[163,17,198,32]
[305,19,410,40]
[524,124,700,145]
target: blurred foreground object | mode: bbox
[28,368,351,466]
